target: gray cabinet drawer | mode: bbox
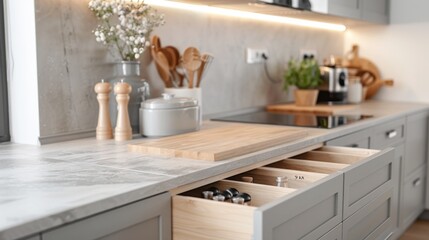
[400,166,426,231]
[404,112,428,177]
[326,130,370,149]
[343,188,396,240]
[292,146,396,219]
[43,192,171,240]
[173,173,343,240]
[20,236,41,240]
[173,146,395,240]
[319,224,342,240]
[370,118,405,150]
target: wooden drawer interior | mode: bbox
[267,146,379,174]
[172,146,381,240]
[173,180,296,240]
[229,168,328,188]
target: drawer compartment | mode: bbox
[172,146,395,240]
[230,168,328,188]
[343,188,396,240]
[271,146,396,219]
[400,166,426,230]
[173,175,343,240]
[370,118,405,149]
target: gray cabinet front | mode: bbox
[400,167,426,232]
[20,235,41,240]
[326,130,370,149]
[328,0,361,19]
[42,192,171,240]
[361,0,389,24]
[254,174,343,240]
[404,112,428,177]
[343,188,396,240]
[342,148,396,219]
[319,224,342,240]
[370,118,405,150]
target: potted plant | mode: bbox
[284,58,322,106]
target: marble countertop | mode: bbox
[1,100,428,240]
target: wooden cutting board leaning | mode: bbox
[129,124,308,161]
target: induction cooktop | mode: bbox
[212,111,372,129]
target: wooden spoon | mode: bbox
[151,35,161,52]
[182,47,202,88]
[164,46,185,86]
[156,51,173,87]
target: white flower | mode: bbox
[89,0,165,61]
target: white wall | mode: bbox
[4,0,40,145]
[344,0,429,103]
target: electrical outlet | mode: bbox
[246,48,268,64]
[300,49,317,60]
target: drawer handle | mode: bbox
[384,232,393,240]
[348,144,359,148]
[386,130,397,139]
[413,178,422,187]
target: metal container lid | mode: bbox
[142,93,198,110]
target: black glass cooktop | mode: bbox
[212,111,372,129]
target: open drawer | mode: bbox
[172,146,395,240]
[268,146,397,219]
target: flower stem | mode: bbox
[105,20,126,60]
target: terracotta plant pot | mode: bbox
[294,89,319,106]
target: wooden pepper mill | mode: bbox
[94,80,113,140]
[114,80,132,141]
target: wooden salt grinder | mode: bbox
[114,80,132,141]
[94,80,113,140]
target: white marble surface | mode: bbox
[1,101,428,240]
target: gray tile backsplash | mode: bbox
[35,1,344,139]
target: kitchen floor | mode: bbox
[400,220,429,240]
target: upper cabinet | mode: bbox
[327,0,361,20]
[361,0,390,24]
[171,0,390,25]
[328,0,389,24]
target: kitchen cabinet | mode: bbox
[325,129,370,149]
[370,118,405,150]
[361,0,390,24]
[326,110,428,238]
[168,0,390,25]
[400,167,426,232]
[172,146,396,240]
[404,112,428,178]
[343,188,396,240]
[42,192,171,240]
[319,224,342,240]
[20,236,41,240]
[328,0,389,24]
[327,0,361,20]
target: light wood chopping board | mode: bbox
[266,103,358,115]
[128,124,307,161]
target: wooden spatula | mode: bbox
[182,47,202,88]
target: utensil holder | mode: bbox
[164,88,202,124]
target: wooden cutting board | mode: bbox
[266,103,357,115]
[128,124,307,161]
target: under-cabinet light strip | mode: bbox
[145,0,346,32]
